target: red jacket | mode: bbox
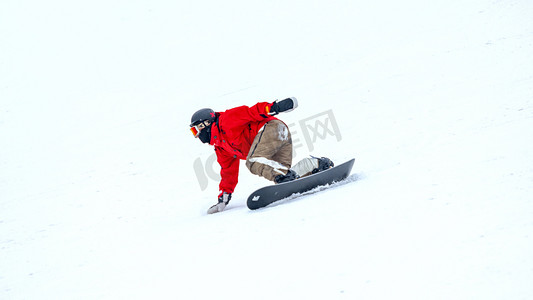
[210,102,277,194]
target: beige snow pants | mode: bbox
[246,120,293,182]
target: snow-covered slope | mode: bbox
[1,0,532,299]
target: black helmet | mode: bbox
[190,108,216,127]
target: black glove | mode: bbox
[218,191,232,204]
[269,97,298,115]
[207,192,232,214]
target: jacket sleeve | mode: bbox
[222,102,274,128]
[215,146,240,194]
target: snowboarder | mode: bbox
[189,98,334,214]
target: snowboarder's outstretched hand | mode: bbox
[269,97,298,115]
[207,192,232,214]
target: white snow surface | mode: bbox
[1,0,533,299]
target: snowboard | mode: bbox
[247,158,355,210]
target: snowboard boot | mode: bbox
[274,169,299,184]
[291,156,335,177]
[312,156,334,174]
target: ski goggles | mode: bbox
[190,121,210,138]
